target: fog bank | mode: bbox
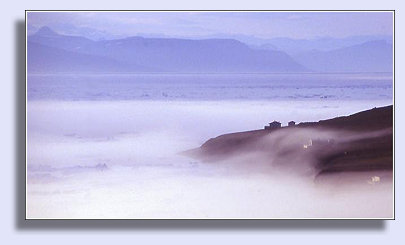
[27,100,393,218]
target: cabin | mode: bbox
[367,176,380,185]
[288,121,296,126]
[264,121,281,130]
[303,139,312,149]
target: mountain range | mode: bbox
[27,26,393,74]
[293,40,393,73]
[28,27,306,73]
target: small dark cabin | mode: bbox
[264,121,281,130]
[288,121,296,126]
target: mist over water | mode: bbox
[26,73,393,218]
[27,73,392,101]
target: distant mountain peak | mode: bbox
[35,26,59,37]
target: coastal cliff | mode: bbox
[186,105,393,175]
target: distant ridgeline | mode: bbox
[27,26,393,74]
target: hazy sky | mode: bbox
[27,11,393,39]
